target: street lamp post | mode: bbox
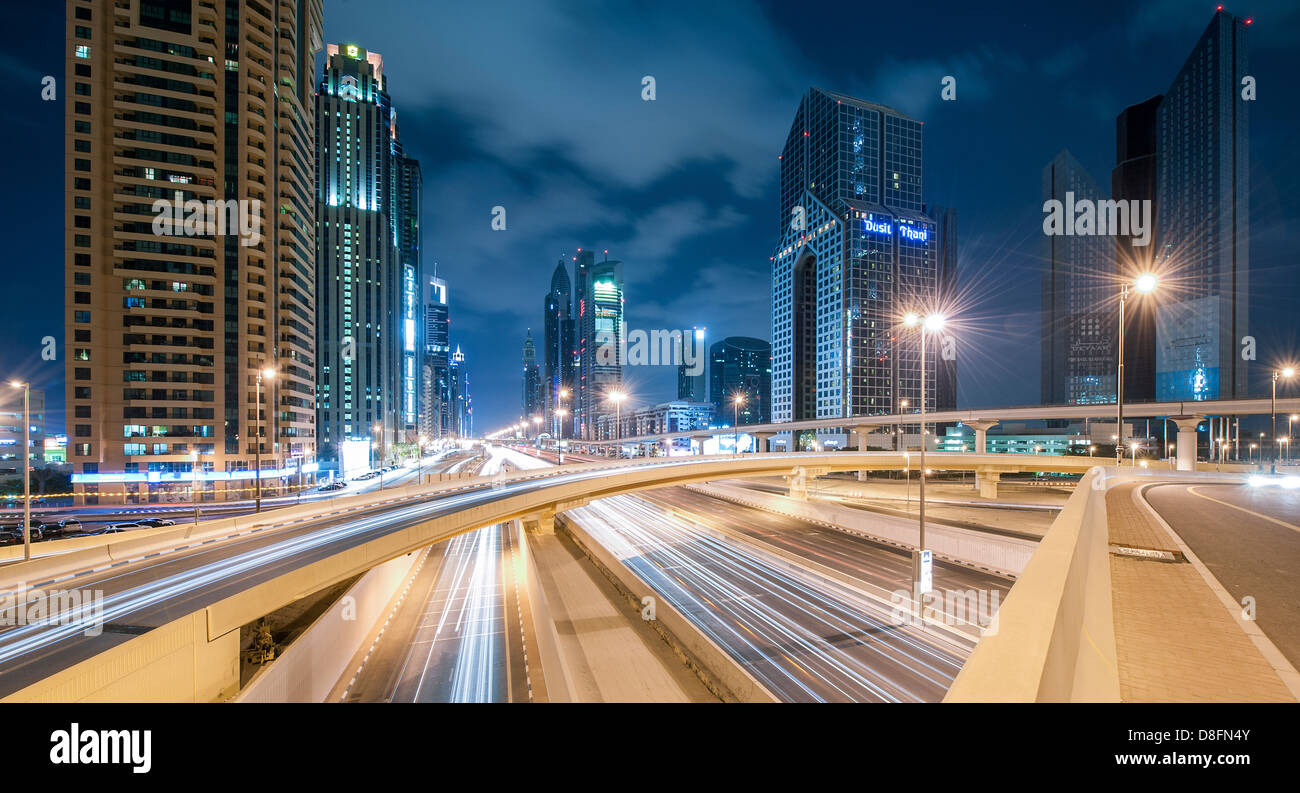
[254,367,275,513]
[9,380,31,561]
[555,408,568,465]
[608,390,626,456]
[1271,367,1295,468]
[902,311,945,598]
[1117,273,1158,464]
[733,394,745,455]
[189,450,201,527]
[417,435,428,485]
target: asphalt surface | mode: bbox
[569,495,971,702]
[645,486,1013,628]
[1142,482,1300,669]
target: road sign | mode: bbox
[918,550,933,594]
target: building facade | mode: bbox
[450,346,472,438]
[1113,95,1162,403]
[573,250,624,439]
[64,0,324,503]
[542,258,574,438]
[315,44,421,462]
[771,88,939,447]
[1,390,45,487]
[521,329,542,423]
[677,326,707,402]
[1154,10,1250,401]
[1040,150,1118,407]
[708,336,771,426]
[422,275,451,439]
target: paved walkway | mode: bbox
[528,531,717,703]
[1106,483,1296,702]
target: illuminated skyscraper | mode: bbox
[64,0,324,500]
[573,250,624,440]
[1154,10,1251,400]
[422,275,450,438]
[521,329,542,423]
[543,258,574,437]
[315,44,421,460]
[709,337,771,425]
[771,88,939,447]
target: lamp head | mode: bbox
[903,312,919,327]
[1134,273,1158,294]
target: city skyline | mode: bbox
[2,1,1298,437]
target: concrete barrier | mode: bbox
[556,512,778,703]
[234,550,423,703]
[516,521,574,703]
[944,467,1121,702]
[688,481,1035,578]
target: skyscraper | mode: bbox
[543,258,574,437]
[1154,10,1250,400]
[521,329,542,423]
[422,275,450,439]
[1040,150,1117,406]
[677,326,707,402]
[771,88,939,446]
[315,44,421,461]
[573,250,624,440]
[1113,96,1162,403]
[450,346,472,438]
[709,337,771,425]
[64,0,323,501]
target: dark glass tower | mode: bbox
[422,276,450,438]
[543,258,574,436]
[1114,95,1162,403]
[521,330,542,423]
[1154,10,1251,400]
[573,250,624,439]
[709,337,772,425]
[771,88,938,438]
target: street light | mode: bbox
[189,450,201,528]
[902,310,945,597]
[1271,367,1295,468]
[417,435,428,485]
[253,367,275,513]
[608,390,626,454]
[732,394,745,455]
[1117,273,1158,464]
[1129,441,1140,467]
[9,380,31,561]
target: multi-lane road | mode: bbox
[567,494,978,702]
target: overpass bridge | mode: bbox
[0,449,1290,702]
[558,396,1300,474]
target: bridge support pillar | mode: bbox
[692,435,711,455]
[975,469,1001,499]
[963,419,1000,454]
[751,432,774,453]
[786,466,809,501]
[522,508,556,535]
[1172,415,1203,472]
[850,425,878,481]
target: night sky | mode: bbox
[3,0,1298,437]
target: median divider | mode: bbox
[555,511,778,703]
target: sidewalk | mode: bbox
[528,531,718,702]
[1106,482,1296,702]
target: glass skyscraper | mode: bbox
[771,88,939,444]
[422,275,451,439]
[315,44,422,460]
[709,337,771,426]
[1154,10,1251,401]
[573,250,624,440]
[1040,149,1117,407]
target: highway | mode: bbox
[1142,482,1300,669]
[340,452,535,703]
[643,486,1013,630]
[567,494,971,702]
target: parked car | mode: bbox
[107,522,141,531]
[137,518,176,527]
[0,524,43,544]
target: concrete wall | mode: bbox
[235,550,423,703]
[689,482,1035,578]
[556,512,778,703]
[944,467,1121,702]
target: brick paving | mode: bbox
[1106,483,1295,702]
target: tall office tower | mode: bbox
[573,250,624,440]
[521,330,542,422]
[1154,10,1250,401]
[709,337,772,425]
[542,258,573,437]
[1040,150,1117,407]
[771,88,939,444]
[64,0,323,502]
[450,346,472,437]
[421,275,450,439]
[316,44,417,462]
[395,152,423,439]
[677,326,707,402]
[1113,96,1162,403]
[928,205,958,411]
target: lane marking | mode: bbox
[1186,486,1300,534]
